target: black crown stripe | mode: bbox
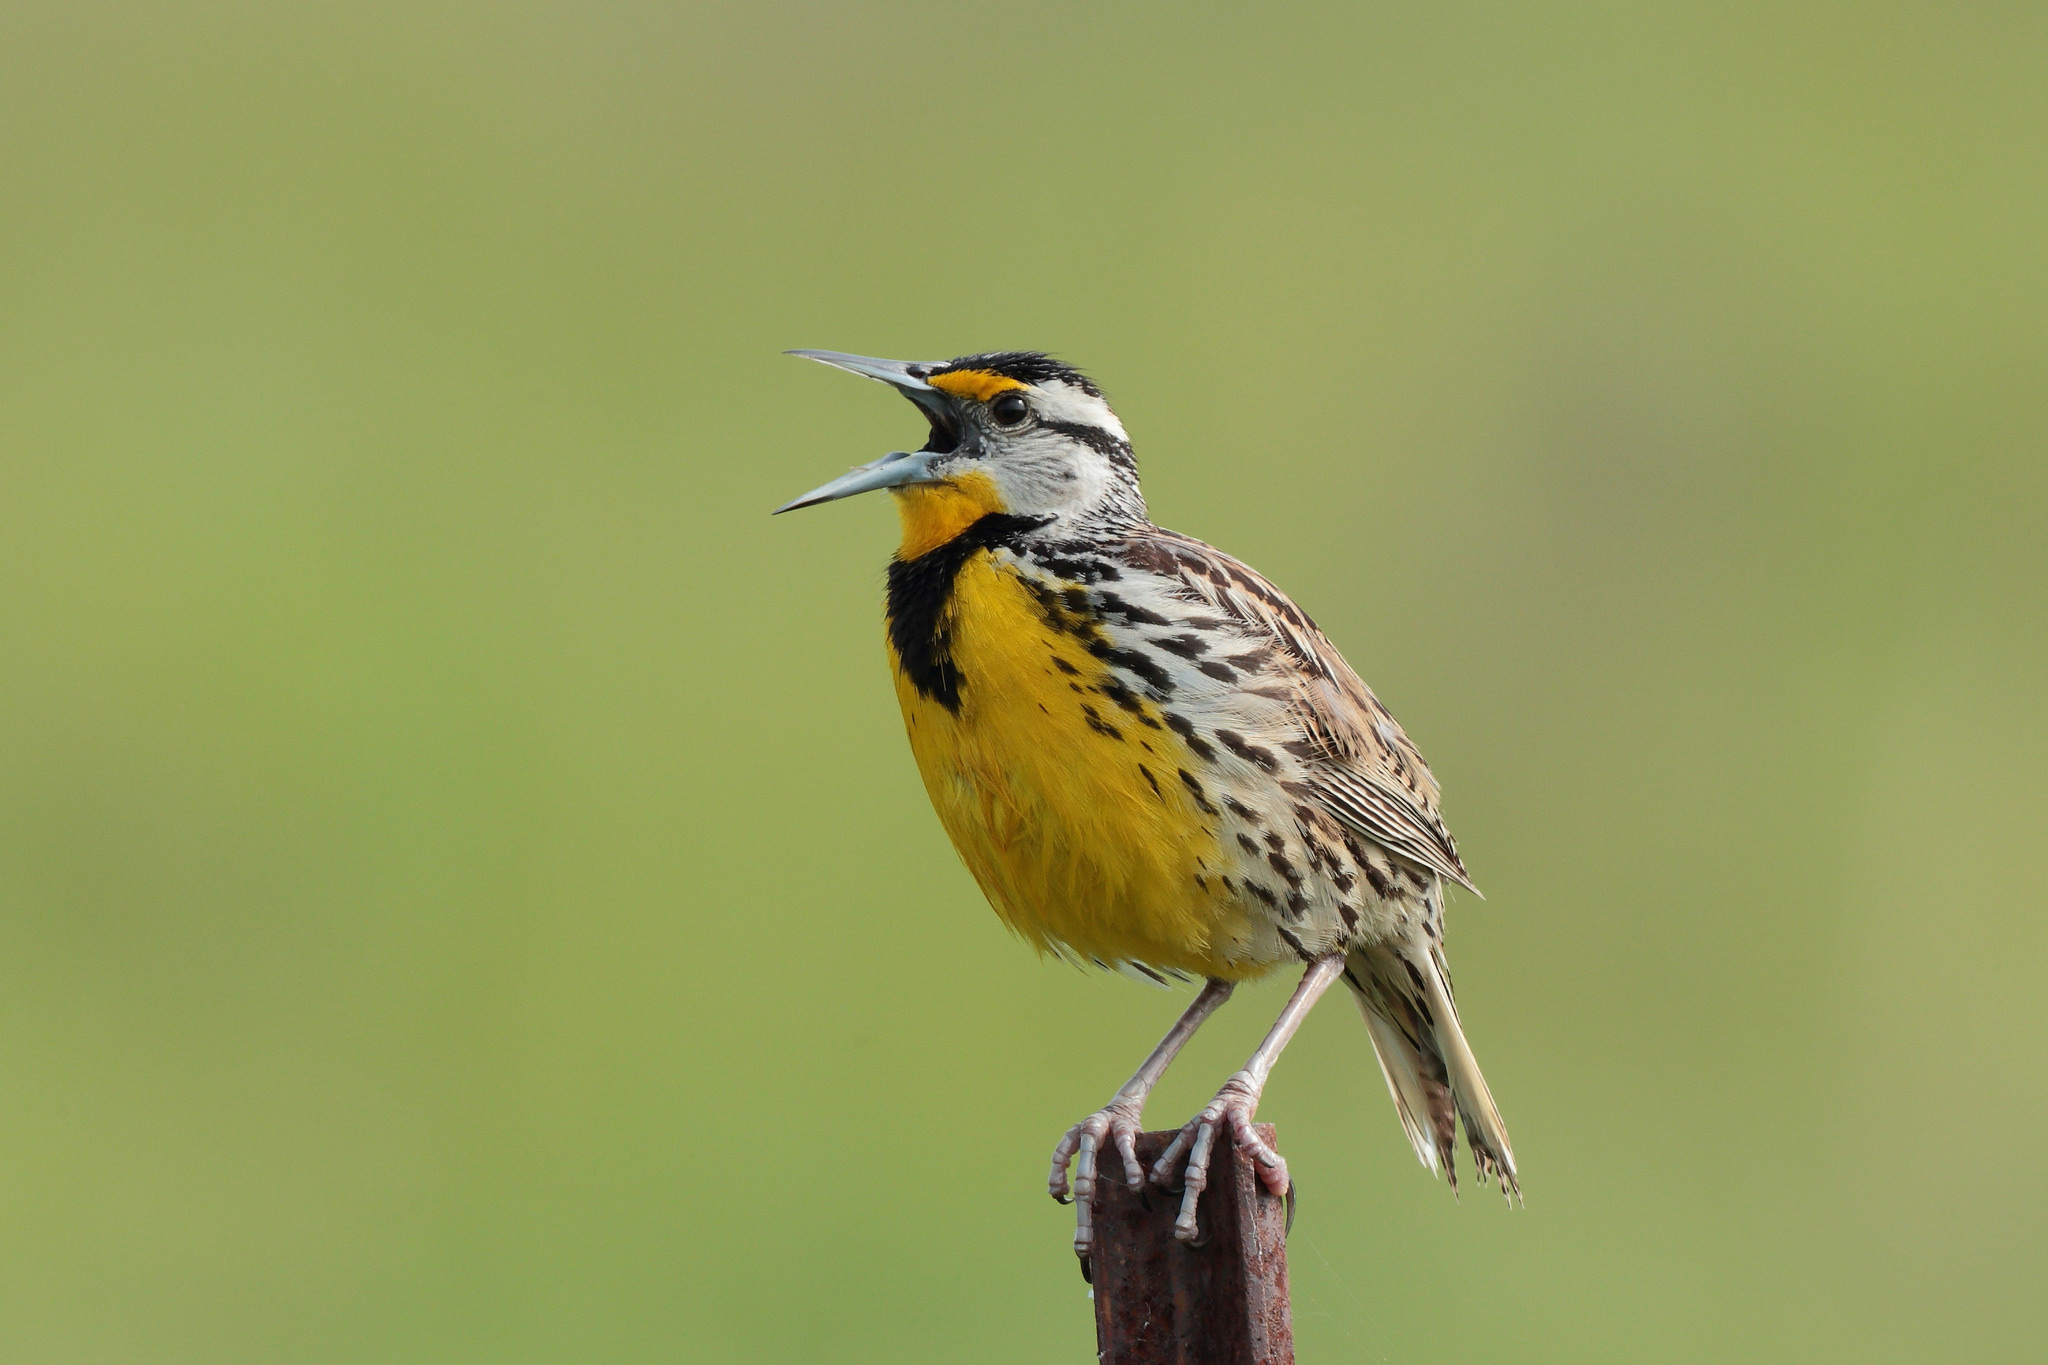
[927,351,1102,397]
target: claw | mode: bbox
[1283,1179,1297,1236]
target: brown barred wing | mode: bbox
[1121,525,1476,894]
[1305,765,1475,893]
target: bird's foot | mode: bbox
[1148,1069,1288,1243]
[1049,1097,1148,1272]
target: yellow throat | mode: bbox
[882,477,1255,978]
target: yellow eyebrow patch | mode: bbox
[928,369,1027,402]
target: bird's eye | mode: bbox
[990,392,1030,426]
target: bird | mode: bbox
[777,349,1517,1269]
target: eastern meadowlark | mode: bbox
[779,350,1517,1266]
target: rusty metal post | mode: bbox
[1088,1125,1294,1365]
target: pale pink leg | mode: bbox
[1150,955,1346,1243]
[1050,978,1235,1268]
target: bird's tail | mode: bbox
[1344,934,1519,1200]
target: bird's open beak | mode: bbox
[775,350,958,514]
[773,447,944,514]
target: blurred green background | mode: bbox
[3,2,2044,1361]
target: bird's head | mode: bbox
[776,350,1143,557]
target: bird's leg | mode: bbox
[1050,977,1235,1266]
[1150,954,1346,1243]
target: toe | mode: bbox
[1173,1123,1219,1242]
[1149,1126,1193,1189]
[1072,1129,1102,1202]
[1114,1129,1143,1190]
[1049,1126,1080,1202]
[1229,1109,1290,1196]
[1050,1113,1110,1203]
[1048,1143,1076,1203]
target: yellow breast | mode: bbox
[886,516,1259,979]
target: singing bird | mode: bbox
[778,350,1517,1266]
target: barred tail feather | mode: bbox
[1353,979,1457,1179]
[1345,940,1519,1201]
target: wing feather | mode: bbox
[1122,526,1478,893]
